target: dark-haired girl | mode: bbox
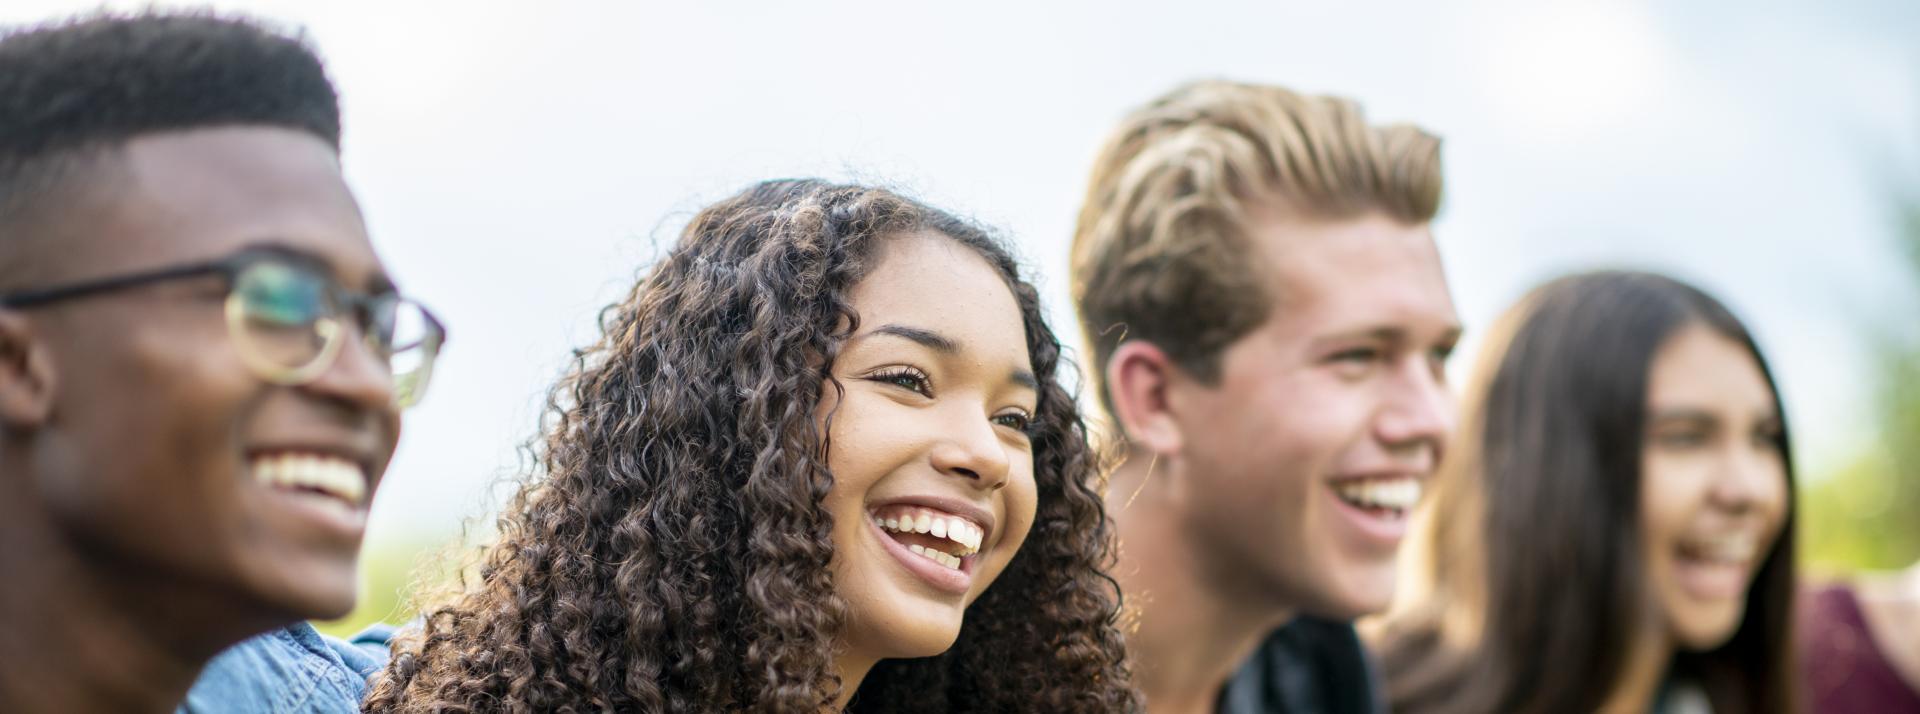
[363,179,1138,712]
[1375,271,1796,714]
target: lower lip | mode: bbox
[254,482,369,540]
[868,519,975,596]
[1325,482,1409,548]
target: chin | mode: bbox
[1674,608,1746,651]
[871,604,966,659]
[254,559,361,622]
[269,582,357,622]
[1305,562,1397,621]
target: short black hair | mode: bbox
[0,11,341,252]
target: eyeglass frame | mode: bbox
[0,243,446,407]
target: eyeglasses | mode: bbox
[0,245,446,408]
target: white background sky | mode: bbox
[7,1,1918,549]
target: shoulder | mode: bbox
[178,622,396,713]
[1800,578,1920,713]
[1219,617,1385,714]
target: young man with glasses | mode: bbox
[1071,81,1460,713]
[0,12,443,712]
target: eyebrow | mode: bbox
[1316,324,1464,347]
[865,323,1039,392]
[1648,408,1718,425]
[1649,407,1781,426]
[870,324,959,354]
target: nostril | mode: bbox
[954,467,981,481]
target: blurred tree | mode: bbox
[1800,179,1920,573]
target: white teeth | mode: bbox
[961,521,981,550]
[1335,478,1421,511]
[250,453,367,506]
[904,544,961,569]
[868,507,983,557]
[1684,534,1757,563]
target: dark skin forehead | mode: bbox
[13,126,382,295]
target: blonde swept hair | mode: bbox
[1070,79,1443,419]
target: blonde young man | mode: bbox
[1071,81,1461,713]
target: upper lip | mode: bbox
[869,493,996,547]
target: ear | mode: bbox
[1106,340,1183,457]
[0,311,55,429]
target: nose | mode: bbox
[1709,438,1785,513]
[1375,357,1456,468]
[303,321,397,415]
[928,405,1013,491]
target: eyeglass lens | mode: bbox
[228,258,440,406]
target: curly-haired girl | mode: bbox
[363,179,1138,712]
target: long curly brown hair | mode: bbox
[363,179,1138,713]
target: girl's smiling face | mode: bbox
[817,231,1040,666]
[1639,323,1789,650]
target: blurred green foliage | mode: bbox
[1799,186,1920,575]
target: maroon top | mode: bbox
[1800,584,1920,713]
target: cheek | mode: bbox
[966,461,1040,596]
[1002,463,1040,546]
[1639,452,1702,534]
[821,395,909,501]
[1252,373,1376,457]
[41,323,255,566]
[1754,458,1792,525]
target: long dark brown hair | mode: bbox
[363,179,1138,712]
[1377,270,1797,714]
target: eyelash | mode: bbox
[869,366,933,397]
[866,367,1036,435]
[1654,430,1710,449]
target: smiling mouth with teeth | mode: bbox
[869,506,984,570]
[1676,533,1759,566]
[1332,476,1423,519]
[251,452,368,513]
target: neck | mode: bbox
[0,481,249,712]
[1599,624,1672,714]
[1108,452,1293,714]
[832,650,877,712]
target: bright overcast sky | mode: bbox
[7,1,1918,545]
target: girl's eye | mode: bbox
[1653,430,1710,450]
[870,368,932,397]
[994,410,1034,434]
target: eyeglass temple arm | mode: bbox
[0,261,231,309]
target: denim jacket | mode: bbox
[177,622,395,713]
